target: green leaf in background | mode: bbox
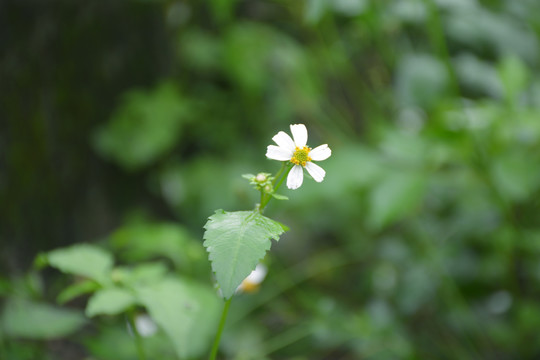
[304,0,328,24]
[203,210,287,299]
[224,23,276,93]
[93,82,188,171]
[47,244,114,285]
[1,299,86,339]
[83,324,178,360]
[395,53,449,109]
[57,279,100,304]
[368,172,426,229]
[498,55,528,104]
[454,54,503,98]
[389,0,427,25]
[117,262,169,286]
[109,222,204,270]
[209,0,238,23]
[445,7,539,64]
[331,0,367,17]
[490,152,539,202]
[178,29,221,72]
[136,277,221,360]
[86,288,137,317]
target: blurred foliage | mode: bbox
[93,82,189,171]
[1,299,86,340]
[37,237,220,359]
[2,0,540,359]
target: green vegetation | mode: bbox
[2,0,540,359]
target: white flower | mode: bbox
[266,124,332,190]
[135,314,158,337]
[237,264,268,293]
[127,314,158,338]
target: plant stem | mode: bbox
[272,165,291,194]
[128,311,146,360]
[259,163,291,212]
[208,298,232,360]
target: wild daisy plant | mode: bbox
[203,124,331,359]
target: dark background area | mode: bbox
[1,2,172,271]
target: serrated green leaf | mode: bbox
[135,277,220,359]
[277,221,290,232]
[57,280,100,304]
[86,288,136,317]
[203,210,287,299]
[47,244,114,285]
[1,299,86,339]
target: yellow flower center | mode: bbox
[291,146,311,167]
[239,280,260,293]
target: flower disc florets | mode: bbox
[291,146,312,166]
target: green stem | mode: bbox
[273,165,291,194]
[128,311,146,360]
[208,298,233,360]
[259,163,292,212]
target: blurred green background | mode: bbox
[2,0,540,359]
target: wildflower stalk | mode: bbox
[272,164,292,195]
[207,124,330,359]
[208,298,232,360]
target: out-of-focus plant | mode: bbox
[35,223,221,360]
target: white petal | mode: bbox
[305,162,326,182]
[245,264,267,284]
[266,145,293,161]
[309,144,331,161]
[272,131,295,152]
[290,124,308,148]
[287,165,304,189]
